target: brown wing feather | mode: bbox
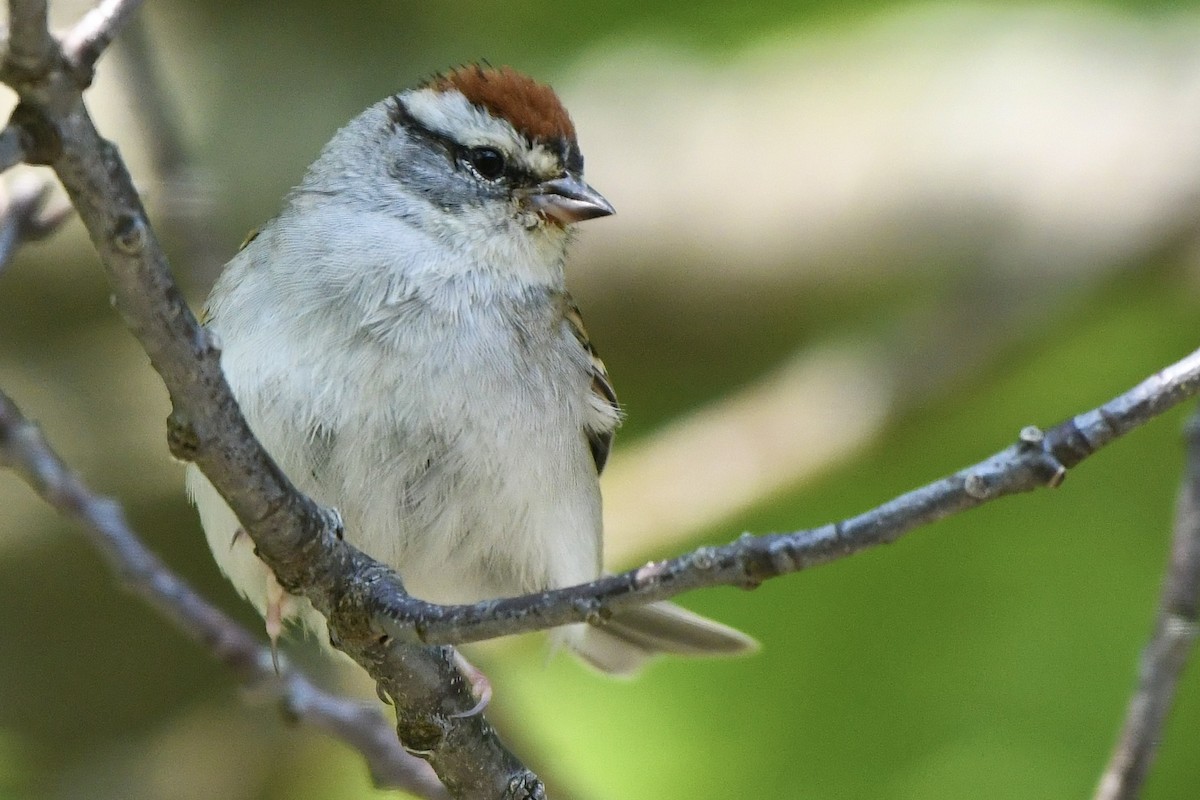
[562,294,621,474]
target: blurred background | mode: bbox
[2,0,1200,798]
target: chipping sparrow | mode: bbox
[186,65,756,674]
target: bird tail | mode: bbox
[567,601,758,676]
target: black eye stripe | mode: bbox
[388,97,564,187]
[388,96,449,149]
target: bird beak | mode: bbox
[525,175,615,225]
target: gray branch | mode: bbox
[0,171,71,275]
[0,389,450,799]
[386,346,1200,645]
[0,125,26,172]
[1092,406,1200,800]
[60,0,144,73]
[3,0,53,77]
[0,4,541,798]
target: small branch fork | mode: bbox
[1093,407,1200,800]
[3,1,1200,799]
[0,391,449,800]
[59,0,145,73]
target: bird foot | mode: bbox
[265,572,286,673]
[449,649,492,718]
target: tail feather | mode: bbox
[571,601,758,676]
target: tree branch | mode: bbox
[0,170,71,275]
[3,0,52,77]
[0,389,450,799]
[0,125,26,173]
[60,0,144,74]
[1,4,542,798]
[1093,405,1200,800]
[373,345,1200,646]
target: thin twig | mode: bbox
[2,0,53,76]
[1093,406,1200,800]
[379,346,1200,645]
[0,171,71,275]
[0,389,450,800]
[0,126,27,173]
[61,0,145,73]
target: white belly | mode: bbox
[188,283,604,627]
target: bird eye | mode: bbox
[466,147,506,181]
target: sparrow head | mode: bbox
[291,65,612,280]
[397,65,613,227]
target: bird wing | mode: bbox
[562,294,621,474]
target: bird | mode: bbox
[186,64,756,678]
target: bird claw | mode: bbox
[265,572,286,674]
[449,649,492,718]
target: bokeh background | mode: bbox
[2,1,1200,798]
